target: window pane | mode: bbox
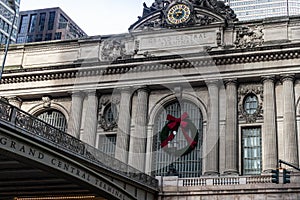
[242,127,262,175]
[153,101,203,178]
[19,15,29,34]
[244,94,258,114]
[28,14,37,33]
[37,110,67,132]
[98,134,116,157]
[48,11,56,30]
[38,13,46,32]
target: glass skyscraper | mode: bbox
[0,0,20,44]
[226,0,300,21]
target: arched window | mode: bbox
[37,109,67,132]
[244,94,258,114]
[153,100,203,178]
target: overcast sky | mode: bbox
[20,0,154,36]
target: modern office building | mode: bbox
[0,0,20,44]
[1,0,300,199]
[226,0,300,21]
[16,7,87,44]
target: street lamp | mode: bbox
[0,0,17,81]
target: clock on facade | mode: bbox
[167,3,191,25]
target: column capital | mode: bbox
[206,80,221,87]
[281,74,295,82]
[134,85,150,93]
[261,75,276,83]
[224,79,238,86]
[117,86,133,94]
[70,91,85,97]
[85,90,101,97]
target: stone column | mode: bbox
[68,91,84,138]
[82,90,99,147]
[204,81,219,175]
[281,75,298,167]
[224,80,238,175]
[8,96,22,108]
[128,87,149,172]
[262,76,278,172]
[115,87,132,164]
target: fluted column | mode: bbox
[204,81,219,175]
[82,91,99,146]
[128,87,149,172]
[8,96,22,108]
[115,87,132,164]
[224,80,238,175]
[281,75,298,167]
[68,91,84,138]
[262,76,278,172]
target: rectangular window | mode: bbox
[242,127,262,175]
[35,34,43,42]
[98,135,116,157]
[19,15,29,33]
[28,14,37,33]
[58,14,68,29]
[48,11,56,30]
[54,32,62,40]
[45,33,52,41]
[38,13,46,32]
[26,35,33,43]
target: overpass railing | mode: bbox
[0,99,158,189]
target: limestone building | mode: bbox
[1,0,300,199]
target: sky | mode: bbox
[20,0,154,36]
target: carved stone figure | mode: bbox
[235,26,264,48]
[101,39,136,61]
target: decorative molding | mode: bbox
[235,26,264,48]
[0,48,299,84]
[130,0,237,31]
[238,84,263,123]
[98,95,120,132]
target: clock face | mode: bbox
[167,4,191,25]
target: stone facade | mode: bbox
[1,1,300,199]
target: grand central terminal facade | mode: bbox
[1,0,300,199]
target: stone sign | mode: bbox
[139,30,216,51]
[0,133,134,200]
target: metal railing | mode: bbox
[0,99,158,189]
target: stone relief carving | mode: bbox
[101,39,137,61]
[98,96,120,131]
[235,26,264,48]
[238,84,263,123]
[42,96,52,108]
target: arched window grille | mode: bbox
[244,94,258,115]
[153,100,203,178]
[37,110,67,132]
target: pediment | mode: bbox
[129,0,237,32]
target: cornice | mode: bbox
[1,44,300,85]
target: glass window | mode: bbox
[58,14,68,29]
[54,32,62,40]
[28,14,37,33]
[37,110,67,132]
[38,13,46,32]
[35,34,42,42]
[48,11,56,30]
[153,101,203,178]
[104,104,118,125]
[45,33,52,41]
[242,127,262,175]
[98,134,117,157]
[26,35,33,43]
[19,15,29,33]
[244,94,258,115]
